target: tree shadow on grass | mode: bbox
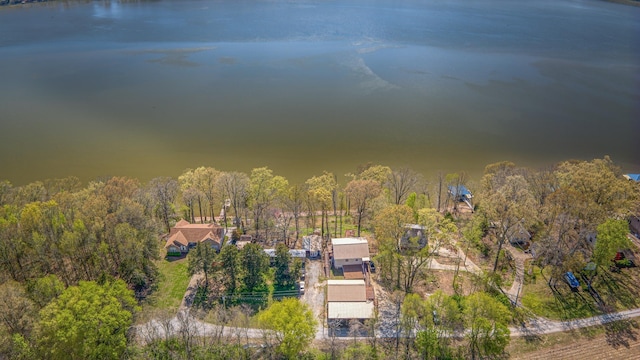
[550,286,599,320]
[599,271,639,309]
[604,318,639,349]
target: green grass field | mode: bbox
[143,252,191,312]
[521,264,640,320]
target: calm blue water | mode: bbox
[0,0,638,184]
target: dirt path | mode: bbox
[503,244,532,305]
[429,246,482,274]
[511,308,640,337]
[180,272,204,310]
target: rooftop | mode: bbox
[327,279,367,302]
[165,220,223,249]
[328,302,374,319]
[331,237,368,246]
[332,242,370,261]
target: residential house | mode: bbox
[507,222,531,249]
[448,185,474,211]
[326,279,374,321]
[401,224,428,249]
[165,220,225,256]
[331,237,370,270]
[448,185,473,202]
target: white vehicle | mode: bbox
[299,281,305,295]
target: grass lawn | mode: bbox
[521,266,600,320]
[521,264,640,320]
[142,251,191,312]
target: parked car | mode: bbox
[564,271,580,289]
[299,281,305,295]
[369,261,376,273]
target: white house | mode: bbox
[331,237,370,270]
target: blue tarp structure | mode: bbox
[448,185,472,198]
[624,174,640,182]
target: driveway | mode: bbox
[302,260,326,336]
[503,244,533,304]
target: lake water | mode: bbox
[0,0,638,185]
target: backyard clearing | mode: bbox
[141,253,191,313]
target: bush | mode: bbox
[615,259,632,268]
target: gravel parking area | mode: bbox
[371,280,401,338]
[302,260,326,327]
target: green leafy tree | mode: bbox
[188,242,217,291]
[356,164,392,185]
[257,298,317,359]
[218,244,241,294]
[535,157,638,281]
[178,169,203,223]
[398,208,458,293]
[373,205,413,289]
[416,328,440,360]
[345,179,381,237]
[400,293,426,357]
[36,280,137,360]
[422,290,463,359]
[464,292,511,360]
[26,274,65,309]
[594,219,632,268]
[241,243,269,292]
[249,167,288,240]
[274,243,293,287]
[306,172,337,237]
[480,163,536,273]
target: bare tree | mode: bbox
[149,177,178,232]
[218,172,249,232]
[387,167,419,205]
[283,184,305,248]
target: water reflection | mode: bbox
[93,1,122,19]
[0,0,638,185]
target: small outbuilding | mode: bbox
[303,235,323,259]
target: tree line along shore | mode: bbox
[0,156,638,359]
